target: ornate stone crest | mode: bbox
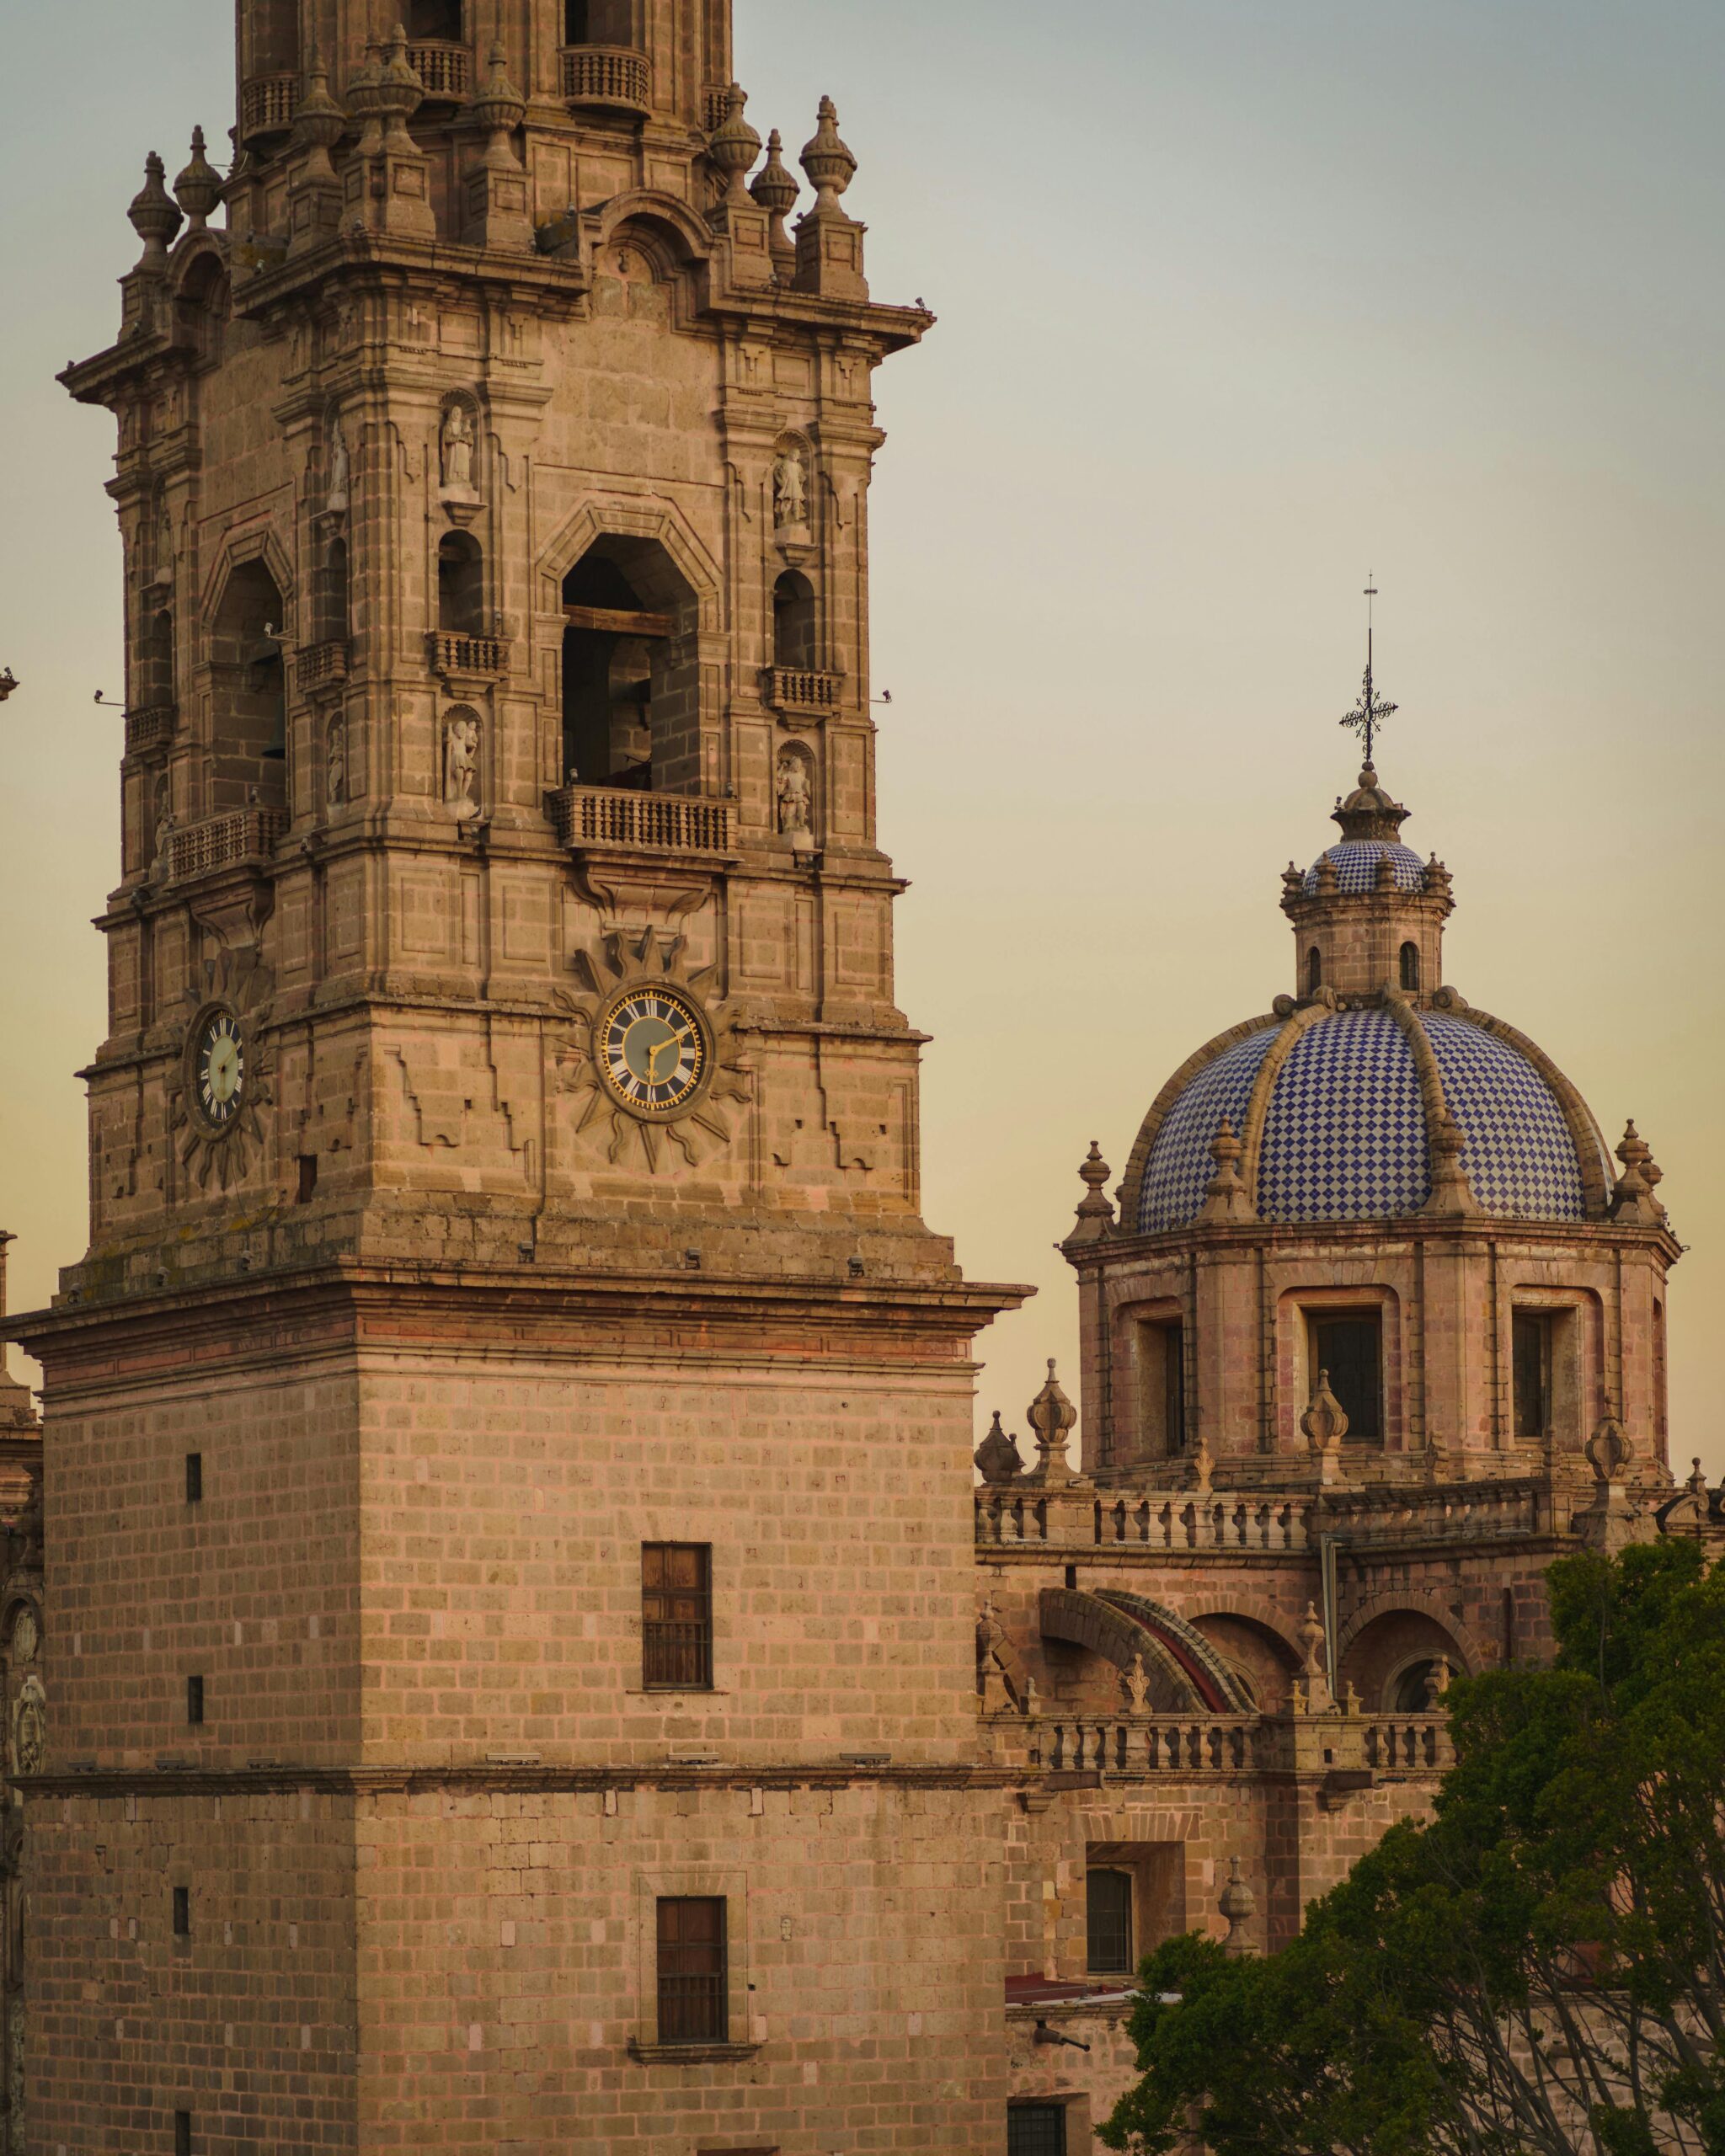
[555,928,751,1172]
[165,944,276,1192]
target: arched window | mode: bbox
[1086,1870,1134,1975]
[564,0,633,45]
[409,0,464,37]
[772,571,816,671]
[211,558,288,812]
[1306,947,1322,996]
[437,534,485,637]
[560,539,697,791]
[1399,942,1421,992]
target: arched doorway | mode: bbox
[561,537,700,792]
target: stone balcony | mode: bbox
[407,40,471,99]
[559,46,652,114]
[763,666,845,721]
[426,631,509,683]
[239,73,298,143]
[294,641,350,697]
[166,808,285,885]
[547,785,733,858]
[976,1476,1546,1555]
[984,1707,1454,1780]
[124,705,177,756]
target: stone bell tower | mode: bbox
[18,4,1025,2147]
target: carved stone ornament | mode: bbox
[327,414,350,513]
[327,714,348,808]
[164,944,276,1193]
[1124,1653,1152,1716]
[440,401,478,496]
[553,927,753,1175]
[973,1412,1023,1487]
[1025,1360,1078,1486]
[1300,1369,1350,1454]
[775,744,815,851]
[9,1608,38,1666]
[772,442,809,531]
[1219,1858,1258,1956]
[11,1678,44,1779]
[443,710,482,819]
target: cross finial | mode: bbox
[1341,574,1398,766]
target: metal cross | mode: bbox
[1340,578,1397,766]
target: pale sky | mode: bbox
[2,1,1720,1471]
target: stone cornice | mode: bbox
[23,1760,1024,1802]
[1065,1210,1682,1273]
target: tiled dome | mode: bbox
[1135,1005,1605,1233]
[1302,841,1428,896]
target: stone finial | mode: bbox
[1068,1141,1115,1244]
[1300,1369,1349,1481]
[709,83,763,205]
[294,61,346,155]
[1124,1653,1151,1716]
[1315,853,1339,896]
[1026,1360,1078,1487]
[129,152,184,264]
[1587,1415,1628,1486]
[1219,1858,1257,1956]
[1296,1601,1335,1713]
[1198,1117,1252,1224]
[473,42,526,133]
[1610,1120,1669,1225]
[173,128,223,231]
[1575,1414,1656,1552]
[1424,1110,1476,1218]
[1422,1657,1453,1708]
[1688,1456,1711,1504]
[800,95,858,216]
[1375,848,1398,892]
[750,129,799,273]
[974,1412,1024,1487]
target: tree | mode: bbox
[1101,1540,1725,2156]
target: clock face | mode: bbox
[194,1011,246,1129]
[598,987,708,1117]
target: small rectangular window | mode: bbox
[173,1886,190,1935]
[174,2113,193,2156]
[656,1896,728,2045]
[1512,1312,1551,1439]
[643,1545,713,1691]
[1311,1314,1382,1441]
[296,1155,318,1205]
[1008,2104,1068,2156]
[185,1453,204,1505]
[1087,1867,1135,1973]
[186,1675,206,1726]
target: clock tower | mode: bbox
[18,4,1025,2148]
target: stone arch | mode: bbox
[1178,1592,1308,1710]
[590,190,715,275]
[538,494,722,634]
[1039,1588,1250,1712]
[1335,1588,1483,1675]
[199,521,296,636]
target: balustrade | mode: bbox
[763,667,844,717]
[239,74,298,141]
[167,809,285,884]
[426,632,507,680]
[1362,1716,1453,1771]
[295,641,350,696]
[125,705,177,755]
[407,40,471,98]
[975,1486,1312,1552]
[560,47,652,111]
[548,785,733,857]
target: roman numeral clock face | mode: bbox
[194,1011,246,1129]
[598,988,708,1118]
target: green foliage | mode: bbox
[1101,1540,1725,2156]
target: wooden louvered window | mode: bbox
[643,1544,713,1690]
[656,1896,728,2044]
[1311,1315,1382,1441]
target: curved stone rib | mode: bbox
[1237,1003,1326,1218]
[1119,1012,1279,1233]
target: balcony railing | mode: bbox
[560,46,652,112]
[548,786,733,857]
[168,808,285,884]
[240,73,300,141]
[295,641,350,696]
[125,705,177,756]
[764,666,844,718]
[426,632,508,680]
[407,40,471,98]
[994,1710,1454,1780]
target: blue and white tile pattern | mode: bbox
[1258,1008,1431,1221]
[1138,1028,1278,1233]
[1420,1014,1589,1219]
[1302,841,1428,896]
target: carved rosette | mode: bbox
[555,927,751,1174]
[165,945,277,1192]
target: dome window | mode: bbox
[1309,1311,1382,1442]
[1306,947,1322,995]
[1400,942,1421,992]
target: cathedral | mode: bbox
[0,3,1712,2151]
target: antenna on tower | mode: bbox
[1340,574,1397,767]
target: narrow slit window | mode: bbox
[656,1896,728,2044]
[175,2114,193,2156]
[173,1886,190,1936]
[186,1675,206,1726]
[1400,941,1421,991]
[1512,1311,1551,1439]
[185,1453,204,1505]
[1306,946,1322,995]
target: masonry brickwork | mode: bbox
[5,4,1718,2153]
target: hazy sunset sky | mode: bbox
[1,1,1720,1468]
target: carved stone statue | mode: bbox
[11,1679,44,1778]
[328,416,350,511]
[772,444,808,530]
[1124,1652,1151,1715]
[441,403,476,493]
[152,777,174,880]
[444,712,481,818]
[776,749,814,851]
[327,716,348,808]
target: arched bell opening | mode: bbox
[1306,945,1323,995]
[209,558,287,814]
[436,533,485,637]
[560,537,700,792]
[772,570,817,671]
[1400,940,1422,992]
